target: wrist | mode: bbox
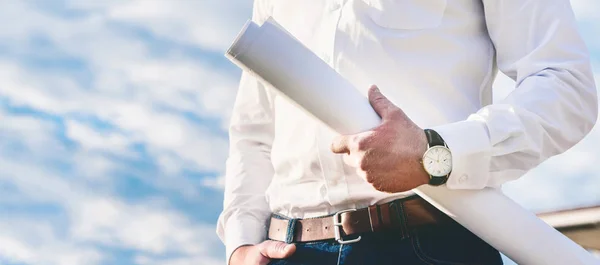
[417,129,428,156]
[416,130,430,185]
[421,129,453,186]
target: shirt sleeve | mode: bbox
[216,2,276,263]
[431,0,598,189]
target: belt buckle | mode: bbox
[333,209,361,244]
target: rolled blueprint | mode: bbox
[226,18,598,265]
[226,20,381,135]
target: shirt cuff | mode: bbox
[224,215,268,265]
[430,119,492,189]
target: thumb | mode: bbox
[368,85,398,120]
[258,240,297,259]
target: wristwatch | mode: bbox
[421,129,452,186]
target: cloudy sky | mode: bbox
[0,1,598,264]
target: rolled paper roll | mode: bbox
[225,17,598,265]
[226,19,381,135]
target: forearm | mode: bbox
[432,0,597,189]
[217,63,277,262]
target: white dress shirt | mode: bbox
[216,0,598,262]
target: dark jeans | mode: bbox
[268,201,503,265]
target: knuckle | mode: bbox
[359,158,369,171]
[331,140,340,150]
[330,143,339,152]
[388,109,402,119]
[356,139,369,151]
[365,173,376,183]
[355,134,373,151]
[372,182,384,191]
[333,136,351,153]
[358,166,372,181]
[373,97,386,105]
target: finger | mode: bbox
[368,85,398,120]
[331,135,351,154]
[258,240,297,259]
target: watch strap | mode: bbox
[424,129,444,147]
[429,176,447,186]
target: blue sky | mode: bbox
[0,1,598,264]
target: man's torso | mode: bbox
[264,0,495,218]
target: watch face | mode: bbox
[422,146,452,177]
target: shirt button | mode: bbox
[459,174,468,184]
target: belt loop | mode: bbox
[285,218,298,244]
[391,200,409,239]
[368,205,381,232]
[379,203,392,227]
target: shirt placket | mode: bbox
[316,0,351,207]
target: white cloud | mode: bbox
[0,151,82,205]
[0,140,223,265]
[71,152,120,181]
[0,218,104,265]
[134,255,223,265]
[202,175,226,190]
[65,0,253,53]
[0,113,60,152]
[0,236,33,263]
[0,107,225,264]
[0,0,234,174]
[69,197,221,257]
[65,119,131,155]
[104,102,229,172]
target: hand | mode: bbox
[331,85,430,193]
[229,240,296,265]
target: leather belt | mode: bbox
[268,196,451,243]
